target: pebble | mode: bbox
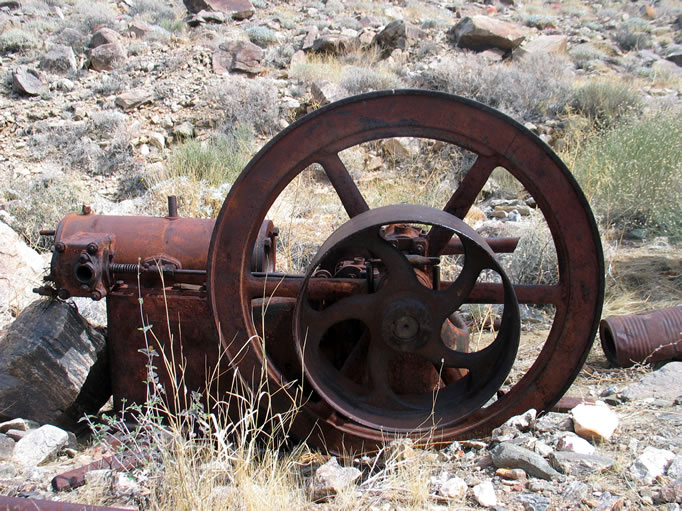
[473,480,497,508]
[571,403,619,442]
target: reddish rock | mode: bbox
[449,15,525,51]
[182,0,253,19]
[89,27,121,48]
[89,42,126,71]
[213,40,264,74]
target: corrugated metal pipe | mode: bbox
[600,305,682,367]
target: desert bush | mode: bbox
[67,0,118,34]
[246,26,279,48]
[570,110,682,237]
[413,52,574,123]
[163,127,254,187]
[569,44,606,70]
[128,0,178,26]
[572,81,642,128]
[613,17,652,51]
[5,176,85,250]
[339,65,404,94]
[0,28,40,53]
[508,214,559,286]
[212,77,281,137]
[519,14,557,29]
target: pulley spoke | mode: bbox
[427,155,497,256]
[318,152,369,218]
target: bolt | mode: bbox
[91,290,102,301]
[57,289,70,299]
[415,244,425,255]
[79,254,89,263]
[55,242,65,253]
[87,243,98,255]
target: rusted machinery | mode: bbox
[36,90,604,451]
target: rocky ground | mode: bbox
[0,0,681,509]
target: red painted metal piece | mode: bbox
[208,90,603,451]
[52,454,141,492]
[600,305,682,367]
[0,495,130,511]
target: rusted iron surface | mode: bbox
[208,90,603,451]
[40,90,604,453]
[0,495,131,511]
[600,305,682,367]
[52,454,141,492]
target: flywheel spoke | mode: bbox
[428,155,498,256]
[317,152,369,218]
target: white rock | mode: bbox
[148,132,165,150]
[630,447,675,484]
[311,457,362,498]
[440,476,467,499]
[0,221,46,331]
[571,402,619,442]
[12,425,69,466]
[503,408,537,431]
[473,480,497,508]
[556,432,596,455]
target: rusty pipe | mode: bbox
[0,495,131,511]
[599,305,682,367]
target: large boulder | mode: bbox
[0,300,110,431]
[449,15,525,51]
[0,221,45,332]
[213,40,264,74]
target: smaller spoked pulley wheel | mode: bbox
[295,204,520,432]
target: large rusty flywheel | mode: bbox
[208,90,604,451]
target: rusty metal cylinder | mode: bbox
[55,212,214,269]
[599,305,682,367]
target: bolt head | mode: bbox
[87,243,98,254]
[57,289,70,299]
[55,242,65,253]
[91,291,102,301]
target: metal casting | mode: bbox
[39,90,604,453]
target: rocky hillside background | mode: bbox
[0,0,681,509]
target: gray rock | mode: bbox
[522,35,568,55]
[373,20,425,53]
[517,493,551,511]
[311,457,361,499]
[311,33,355,55]
[562,480,590,505]
[0,300,110,430]
[665,49,682,66]
[40,45,77,74]
[115,89,154,110]
[449,15,525,51]
[621,362,682,404]
[301,26,319,50]
[12,425,69,466]
[311,80,349,105]
[213,40,264,74]
[491,442,561,481]
[549,451,614,477]
[12,67,43,96]
[173,121,195,140]
[129,21,152,38]
[182,0,253,19]
[668,455,682,479]
[0,0,20,10]
[90,42,127,71]
[631,446,674,484]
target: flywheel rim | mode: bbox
[208,89,604,450]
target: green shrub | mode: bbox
[246,26,279,47]
[413,52,574,123]
[572,81,642,128]
[164,128,254,187]
[613,17,652,51]
[520,14,557,29]
[339,65,403,94]
[212,77,281,137]
[0,28,39,53]
[571,111,682,237]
